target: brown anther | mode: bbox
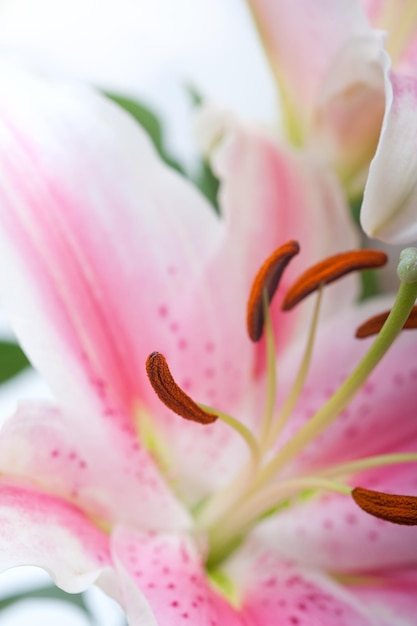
[247,240,300,342]
[282,250,388,311]
[352,486,417,525]
[355,305,417,338]
[146,352,217,425]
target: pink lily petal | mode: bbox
[246,0,369,138]
[277,296,417,471]
[197,105,360,350]
[258,461,417,574]
[0,479,110,593]
[361,71,417,243]
[112,527,243,626]
[163,107,360,499]
[0,400,190,530]
[226,546,378,625]
[351,569,417,626]
[0,64,253,502]
[0,62,224,436]
[361,0,417,76]
[312,32,387,186]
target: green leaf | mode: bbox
[0,341,31,383]
[194,161,220,213]
[105,90,220,212]
[0,584,93,619]
[104,93,185,173]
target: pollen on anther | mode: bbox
[146,352,217,425]
[352,486,417,525]
[355,305,417,338]
[247,240,300,342]
[282,250,388,311]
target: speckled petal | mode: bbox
[0,479,110,593]
[112,527,243,626]
[0,400,191,530]
[0,62,222,438]
[226,548,379,625]
[258,461,417,574]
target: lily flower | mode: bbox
[246,0,417,244]
[0,65,416,625]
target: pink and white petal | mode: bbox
[226,547,379,625]
[258,461,417,575]
[246,0,369,138]
[197,106,360,357]
[0,479,111,593]
[312,32,387,187]
[276,296,417,471]
[361,0,417,77]
[0,400,191,531]
[162,108,360,501]
[351,569,417,626]
[0,62,224,437]
[112,527,243,626]
[0,63,267,504]
[361,72,417,243]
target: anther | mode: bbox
[355,305,417,338]
[352,486,417,525]
[282,250,388,311]
[247,240,300,341]
[146,352,217,424]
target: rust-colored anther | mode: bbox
[282,250,388,311]
[247,240,300,342]
[352,486,417,526]
[146,352,217,425]
[356,305,417,338]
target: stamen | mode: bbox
[251,262,417,490]
[206,476,352,567]
[356,305,417,338]
[352,487,417,525]
[247,240,300,341]
[146,352,217,424]
[282,250,388,311]
[268,286,323,446]
[320,452,417,478]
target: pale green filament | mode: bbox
[200,404,261,465]
[268,286,323,447]
[207,476,352,567]
[320,452,417,479]
[259,289,278,449]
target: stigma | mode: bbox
[146,243,417,566]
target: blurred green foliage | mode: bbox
[0,341,30,384]
[105,92,220,212]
